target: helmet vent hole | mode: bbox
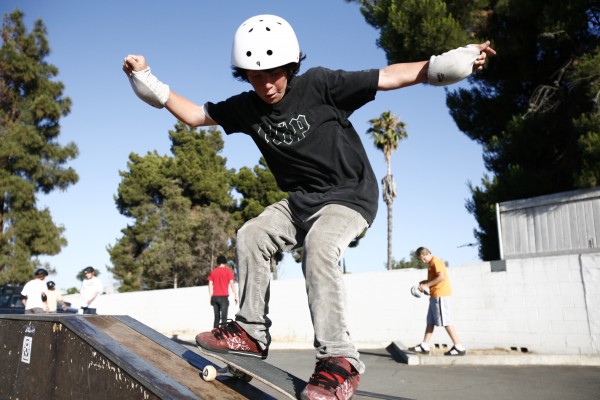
[246,51,252,57]
[248,28,254,33]
[266,27,271,31]
[266,50,273,56]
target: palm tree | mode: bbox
[367,111,408,270]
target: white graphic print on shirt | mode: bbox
[257,114,310,145]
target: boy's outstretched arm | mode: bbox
[378,41,496,91]
[122,54,217,127]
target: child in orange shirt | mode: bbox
[409,247,466,356]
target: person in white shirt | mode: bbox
[80,266,103,314]
[21,268,49,314]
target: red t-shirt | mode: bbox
[208,266,234,297]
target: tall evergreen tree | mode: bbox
[0,9,78,283]
[353,0,599,260]
[108,124,234,291]
[366,111,408,270]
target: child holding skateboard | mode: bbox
[122,14,494,399]
[408,247,466,356]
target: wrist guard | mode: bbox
[427,45,480,86]
[128,67,170,108]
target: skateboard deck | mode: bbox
[196,345,307,399]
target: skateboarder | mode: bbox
[123,14,495,400]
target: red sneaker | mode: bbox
[301,357,360,400]
[195,321,268,359]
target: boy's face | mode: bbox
[246,67,288,105]
[419,253,433,263]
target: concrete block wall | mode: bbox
[65,252,600,354]
[450,253,599,354]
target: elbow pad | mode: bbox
[128,67,170,108]
[41,293,47,302]
[427,45,480,86]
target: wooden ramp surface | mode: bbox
[0,314,275,400]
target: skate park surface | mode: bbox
[2,314,598,400]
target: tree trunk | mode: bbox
[387,201,393,270]
[381,173,397,271]
[271,257,278,280]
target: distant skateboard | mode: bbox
[196,345,307,399]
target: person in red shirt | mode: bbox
[208,255,238,328]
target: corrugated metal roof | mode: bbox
[496,187,600,259]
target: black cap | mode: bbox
[83,266,95,274]
[35,268,48,277]
[47,281,56,289]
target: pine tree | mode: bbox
[0,9,78,283]
[108,124,234,291]
[354,0,599,260]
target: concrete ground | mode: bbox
[268,348,600,400]
[187,343,600,400]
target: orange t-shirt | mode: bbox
[428,256,452,298]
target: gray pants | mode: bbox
[235,199,368,373]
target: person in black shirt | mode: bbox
[123,14,495,399]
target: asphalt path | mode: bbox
[185,343,600,400]
[265,348,600,400]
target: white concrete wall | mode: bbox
[64,252,600,355]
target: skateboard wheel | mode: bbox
[202,365,217,381]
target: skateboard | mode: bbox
[196,345,307,399]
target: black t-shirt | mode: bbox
[206,67,379,225]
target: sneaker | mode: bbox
[301,357,360,400]
[444,346,466,356]
[408,344,430,355]
[195,321,268,359]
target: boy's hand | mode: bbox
[123,54,170,109]
[122,55,148,76]
[472,41,496,71]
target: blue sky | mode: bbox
[3,0,487,291]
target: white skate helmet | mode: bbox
[231,14,300,70]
